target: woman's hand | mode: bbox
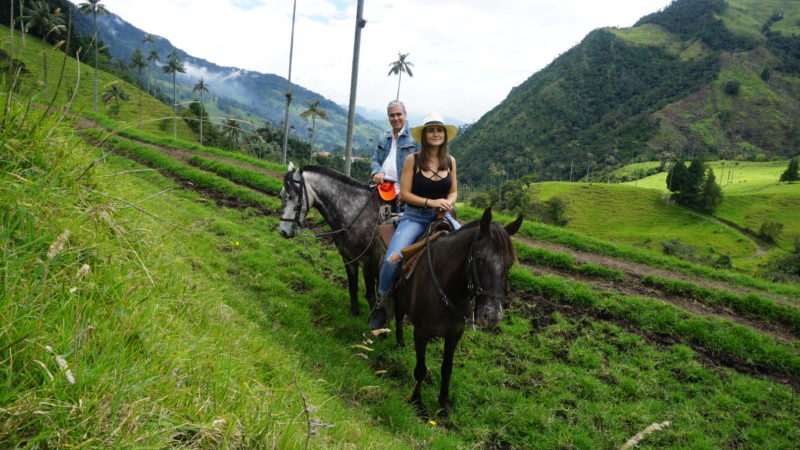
[429,198,453,212]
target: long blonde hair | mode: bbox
[417,128,451,172]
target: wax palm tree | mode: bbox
[22,1,65,98]
[299,100,328,152]
[78,0,109,112]
[387,52,413,100]
[192,78,209,145]
[129,49,148,118]
[162,50,185,139]
[222,118,242,150]
[101,81,128,116]
[146,49,160,95]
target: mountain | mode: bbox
[67,5,383,154]
[452,0,800,187]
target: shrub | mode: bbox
[723,80,740,95]
[759,220,784,243]
[779,158,799,182]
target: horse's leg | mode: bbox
[395,299,405,348]
[362,259,377,309]
[438,331,463,416]
[411,327,429,408]
[344,262,360,316]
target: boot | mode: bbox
[368,297,388,330]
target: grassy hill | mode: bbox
[524,181,758,260]
[5,88,800,447]
[1,24,196,140]
[621,159,800,250]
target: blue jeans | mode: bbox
[377,205,460,297]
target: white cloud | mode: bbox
[89,0,673,122]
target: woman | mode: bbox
[369,112,460,330]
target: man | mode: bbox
[371,100,419,198]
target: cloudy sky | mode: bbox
[85,0,674,123]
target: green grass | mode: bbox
[525,181,757,258]
[82,129,280,211]
[642,276,800,334]
[1,25,196,140]
[187,156,283,195]
[511,269,800,378]
[5,92,800,448]
[515,243,625,282]
[715,193,800,248]
[84,110,288,175]
[622,160,800,194]
[458,205,800,298]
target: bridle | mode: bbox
[280,169,381,265]
[425,223,508,325]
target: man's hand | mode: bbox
[372,172,385,184]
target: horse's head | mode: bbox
[470,207,522,329]
[279,162,315,238]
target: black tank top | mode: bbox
[410,154,452,200]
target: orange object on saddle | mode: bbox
[378,182,397,201]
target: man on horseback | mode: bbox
[371,100,419,207]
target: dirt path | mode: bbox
[75,116,284,180]
[520,262,798,343]
[514,235,794,305]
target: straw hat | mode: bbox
[411,112,458,144]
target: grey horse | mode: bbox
[279,163,383,315]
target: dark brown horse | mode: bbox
[394,207,522,415]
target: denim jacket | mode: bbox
[370,125,419,180]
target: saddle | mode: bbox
[377,214,454,281]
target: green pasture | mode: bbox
[723,0,800,40]
[622,159,800,194]
[715,193,800,248]
[525,181,757,258]
[1,25,196,140]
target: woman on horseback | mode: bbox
[369,112,461,330]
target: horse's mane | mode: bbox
[446,219,517,261]
[301,165,371,191]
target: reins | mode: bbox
[425,223,507,326]
[280,169,380,266]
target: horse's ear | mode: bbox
[480,207,492,233]
[287,161,295,172]
[505,216,523,236]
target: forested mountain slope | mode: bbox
[453,0,800,187]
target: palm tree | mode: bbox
[78,0,109,112]
[192,79,209,145]
[162,50,185,139]
[343,0,366,176]
[222,118,243,150]
[281,0,298,165]
[146,49,160,95]
[129,49,148,118]
[141,34,156,93]
[101,81,129,116]
[387,52,413,100]
[299,100,328,152]
[22,1,65,98]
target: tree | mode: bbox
[162,50,185,139]
[142,34,156,93]
[666,160,687,193]
[78,0,109,112]
[281,0,298,165]
[101,81,128,116]
[698,168,723,213]
[192,78,209,145]
[388,52,414,100]
[222,118,243,150]
[779,157,799,182]
[146,49,160,95]
[129,49,148,118]
[299,100,328,152]
[21,1,65,99]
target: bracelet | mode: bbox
[424,198,429,208]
